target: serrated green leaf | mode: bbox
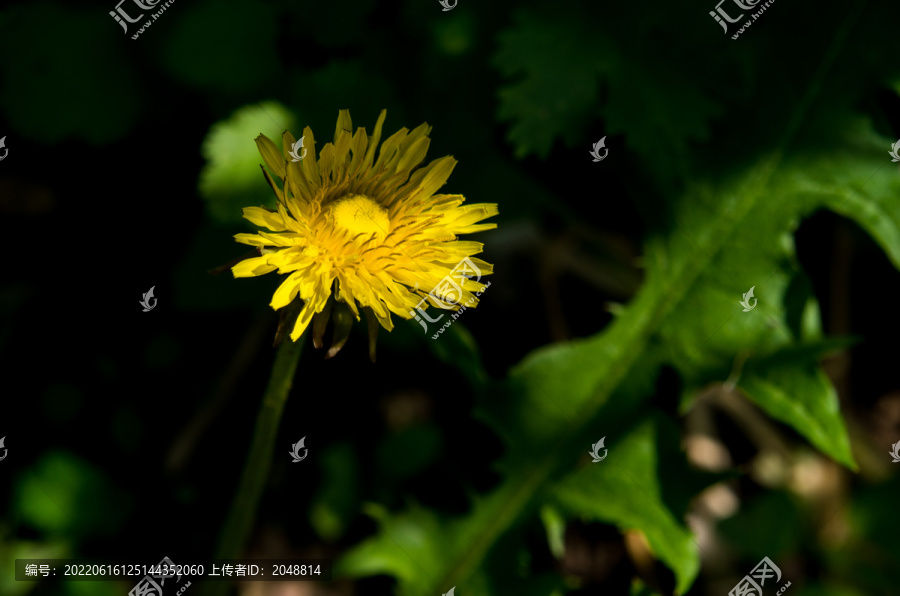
[338,49,900,596]
[492,7,608,158]
[738,341,860,469]
[553,418,700,593]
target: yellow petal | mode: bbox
[232,255,278,278]
[414,156,456,199]
[400,122,432,153]
[348,127,369,177]
[259,165,285,203]
[396,136,431,173]
[331,130,353,176]
[270,269,305,310]
[258,231,298,247]
[242,206,285,231]
[334,110,353,144]
[255,134,286,180]
[290,285,329,341]
[373,128,407,171]
[300,125,321,189]
[233,233,268,247]
[361,110,387,171]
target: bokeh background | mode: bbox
[2,0,900,595]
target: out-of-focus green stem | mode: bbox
[201,334,305,596]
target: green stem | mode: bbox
[201,334,305,596]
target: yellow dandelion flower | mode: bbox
[232,109,498,360]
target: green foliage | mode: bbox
[14,452,132,539]
[0,3,143,143]
[493,7,606,159]
[337,59,900,596]
[309,443,360,542]
[199,101,296,226]
[160,0,280,93]
[5,0,896,593]
[552,418,701,592]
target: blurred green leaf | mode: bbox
[377,424,443,479]
[432,13,477,57]
[553,418,700,593]
[14,452,132,539]
[199,101,296,226]
[337,112,900,594]
[493,6,606,159]
[538,505,565,560]
[0,3,143,144]
[426,322,488,387]
[336,502,488,594]
[309,443,359,542]
[739,344,857,468]
[0,540,68,596]
[159,0,279,93]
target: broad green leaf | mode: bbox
[738,342,859,469]
[334,502,488,595]
[14,452,132,539]
[338,31,900,596]
[552,418,700,593]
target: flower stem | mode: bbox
[201,334,305,596]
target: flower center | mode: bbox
[330,194,390,240]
